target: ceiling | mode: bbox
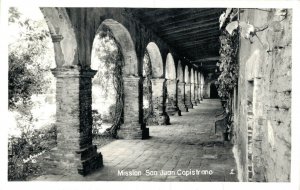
[128,8,225,73]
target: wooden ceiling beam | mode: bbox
[162,25,220,40]
[160,17,218,33]
[181,49,219,58]
[159,11,223,29]
[156,9,222,26]
[143,8,213,25]
[175,37,219,48]
[182,42,220,51]
[138,8,208,25]
[161,22,219,36]
[183,53,219,61]
[191,56,220,62]
[183,43,220,50]
[167,31,220,44]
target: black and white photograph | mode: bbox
[1,0,300,189]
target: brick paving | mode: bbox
[34,99,238,181]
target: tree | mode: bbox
[8,7,54,110]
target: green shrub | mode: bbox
[8,124,57,181]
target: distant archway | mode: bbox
[91,19,138,136]
[210,82,219,98]
[94,19,138,76]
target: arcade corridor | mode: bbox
[7,7,292,183]
[35,99,237,181]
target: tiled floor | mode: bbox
[34,99,238,181]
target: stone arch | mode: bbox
[95,19,138,77]
[144,42,169,125]
[40,8,78,68]
[146,42,164,78]
[177,60,184,82]
[165,53,176,80]
[90,25,122,133]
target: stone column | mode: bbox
[45,67,103,176]
[196,84,201,104]
[185,82,193,109]
[177,81,188,112]
[191,82,197,106]
[150,78,170,125]
[118,77,149,139]
[200,83,204,101]
[166,79,180,116]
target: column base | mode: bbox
[43,145,103,176]
[185,102,193,109]
[118,125,149,139]
[192,100,197,106]
[178,103,188,112]
[76,145,103,176]
[176,109,182,116]
[158,113,170,125]
[166,105,179,116]
[196,99,201,104]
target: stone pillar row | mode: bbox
[48,34,206,176]
[185,82,193,109]
[48,67,205,176]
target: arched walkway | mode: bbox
[35,99,238,181]
[145,42,169,125]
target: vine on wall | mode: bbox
[216,8,240,101]
[92,28,124,138]
[142,51,154,124]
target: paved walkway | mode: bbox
[34,99,238,181]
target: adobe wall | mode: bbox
[234,8,292,182]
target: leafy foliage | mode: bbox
[8,7,56,181]
[8,124,57,181]
[143,51,154,123]
[92,29,124,137]
[216,9,239,100]
[8,7,54,110]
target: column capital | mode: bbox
[123,76,140,82]
[51,67,97,78]
[166,79,177,83]
[51,34,64,43]
[151,78,166,83]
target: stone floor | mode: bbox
[34,99,238,181]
